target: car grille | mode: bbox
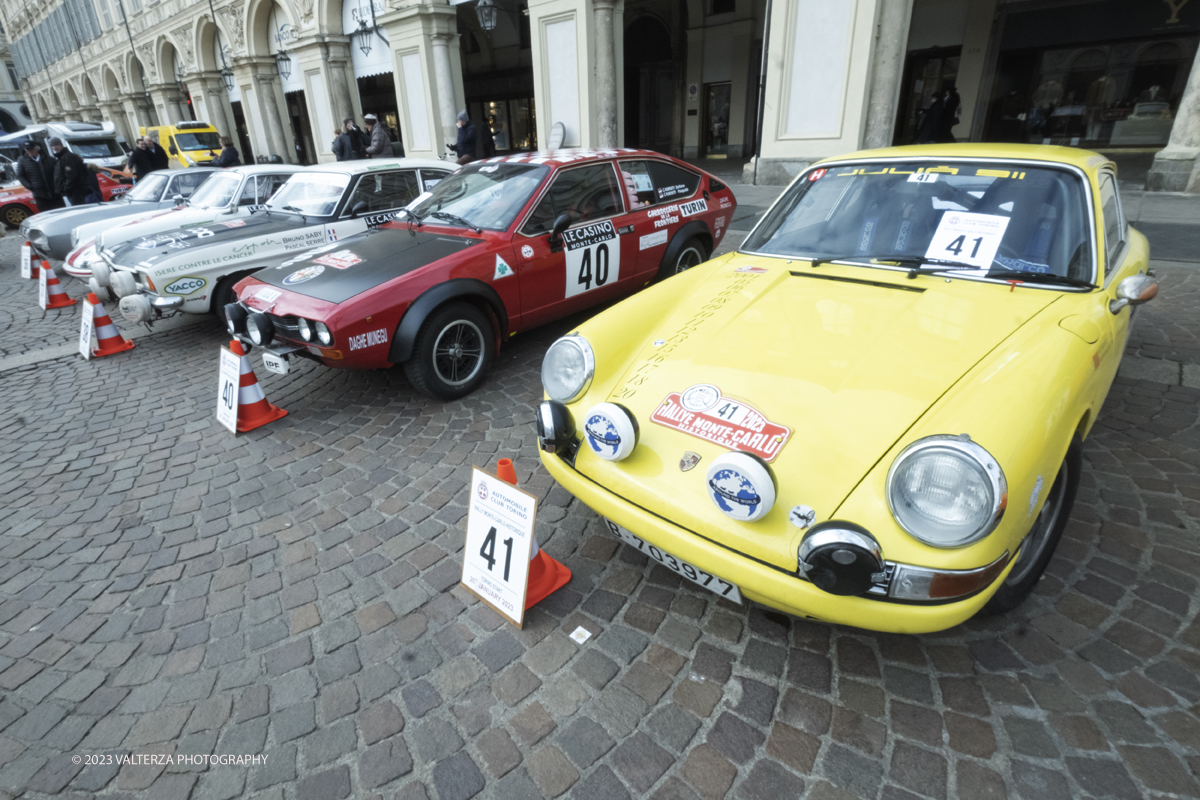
[266,312,306,345]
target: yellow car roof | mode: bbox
[815,143,1113,176]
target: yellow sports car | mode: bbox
[535,144,1158,634]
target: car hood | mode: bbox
[29,197,148,233]
[107,212,316,271]
[252,227,480,304]
[581,259,1062,568]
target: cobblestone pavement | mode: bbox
[0,223,1198,800]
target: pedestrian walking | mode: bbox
[49,137,88,206]
[333,118,366,161]
[914,92,944,145]
[127,137,161,181]
[15,140,62,212]
[938,85,961,143]
[214,136,241,167]
[454,110,478,166]
[147,136,170,171]
[363,113,392,159]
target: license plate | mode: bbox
[261,352,289,375]
[603,519,742,603]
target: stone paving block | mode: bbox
[302,719,357,768]
[477,727,522,778]
[493,663,542,707]
[296,765,351,800]
[414,718,465,764]
[358,737,412,789]
[358,699,405,745]
[510,701,557,746]
[570,764,630,800]
[735,760,805,800]
[525,745,579,798]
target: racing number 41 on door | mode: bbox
[460,467,538,628]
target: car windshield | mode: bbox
[742,160,1095,285]
[176,132,220,151]
[267,172,350,217]
[408,163,548,231]
[187,172,242,208]
[126,172,170,202]
[69,138,124,158]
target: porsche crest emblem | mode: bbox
[679,452,702,472]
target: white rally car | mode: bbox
[63,164,302,281]
[90,159,453,325]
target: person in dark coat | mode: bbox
[49,137,89,206]
[214,136,241,167]
[938,86,961,143]
[15,140,62,211]
[915,93,944,144]
[363,114,392,159]
[127,138,158,181]
[333,119,362,161]
[83,164,104,204]
[454,110,478,165]
[147,136,170,171]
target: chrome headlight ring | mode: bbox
[541,333,595,404]
[886,434,1007,549]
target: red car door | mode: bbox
[617,158,711,276]
[513,161,641,329]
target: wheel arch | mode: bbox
[389,278,508,365]
[660,220,713,270]
[1,203,34,227]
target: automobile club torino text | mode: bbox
[651,393,791,462]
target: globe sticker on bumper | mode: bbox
[705,452,775,522]
[652,385,791,462]
[283,265,324,285]
[582,402,638,462]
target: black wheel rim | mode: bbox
[432,319,485,387]
[1006,460,1069,586]
[675,247,702,274]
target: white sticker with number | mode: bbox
[908,172,939,184]
[20,243,31,279]
[461,468,538,628]
[563,221,620,298]
[925,211,1010,270]
[79,300,94,359]
[216,347,240,433]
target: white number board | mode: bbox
[925,211,1011,270]
[461,467,537,628]
[38,267,48,310]
[79,300,94,359]
[563,221,620,298]
[20,243,31,279]
[216,347,241,433]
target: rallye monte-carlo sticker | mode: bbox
[651,384,792,462]
[313,250,362,269]
[563,221,620,298]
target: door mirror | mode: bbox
[547,212,571,253]
[1110,274,1158,314]
[172,194,185,206]
[169,144,178,155]
[351,200,369,217]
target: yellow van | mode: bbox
[140,122,222,168]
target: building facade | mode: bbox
[2,0,1198,190]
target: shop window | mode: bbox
[523,164,622,235]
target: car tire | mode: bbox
[1,204,31,228]
[403,302,494,400]
[657,236,708,281]
[983,436,1083,615]
[212,272,251,325]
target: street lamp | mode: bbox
[475,0,498,31]
[221,66,235,92]
[354,19,374,56]
[275,49,292,79]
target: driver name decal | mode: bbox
[348,328,388,350]
[563,221,621,299]
[651,386,791,462]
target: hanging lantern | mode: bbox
[275,49,292,79]
[475,0,498,32]
[355,20,374,56]
[221,66,235,92]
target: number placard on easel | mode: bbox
[216,346,240,433]
[37,266,48,310]
[79,300,94,359]
[461,467,538,628]
[20,243,31,279]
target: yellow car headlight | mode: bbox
[542,334,594,403]
[886,434,1007,548]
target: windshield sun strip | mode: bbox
[738,156,1100,288]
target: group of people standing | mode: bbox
[14,138,104,211]
[331,114,394,161]
[915,85,962,144]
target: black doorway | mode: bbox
[230,101,254,164]
[624,16,674,153]
[286,91,316,165]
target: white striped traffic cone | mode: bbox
[229,339,287,432]
[43,263,77,309]
[87,293,135,357]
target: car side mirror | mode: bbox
[548,212,571,252]
[172,194,185,206]
[169,144,178,155]
[1110,274,1158,314]
[351,200,368,217]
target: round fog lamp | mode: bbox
[297,317,313,342]
[315,321,332,346]
[110,270,138,299]
[705,452,776,523]
[581,402,638,461]
[118,294,153,324]
[92,260,113,288]
[225,303,248,335]
[246,312,275,346]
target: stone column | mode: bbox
[254,71,292,163]
[98,100,134,145]
[861,0,914,150]
[147,83,186,127]
[430,33,459,146]
[592,0,618,148]
[187,72,233,138]
[120,93,155,135]
[1146,44,1200,193]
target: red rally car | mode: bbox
[228,149,737,399]
[1,166,133,227]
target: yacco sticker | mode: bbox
[494,255,514,280]
[283,265,325,285]
[313,250,362,269]
[679,199,707,217]
[348,328,388,351]
[639,230,668,251]
[651,385,791,462]
[521,244,534,259]
[164,276,207,296]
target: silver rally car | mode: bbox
[96,158,453,325]
[64,164,301,281]
[23,168,217,261]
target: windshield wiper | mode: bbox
[281,204,309,224]
[398,207,424,230]
[806,254,979,278]
[984,268,1094,289]
[430,211,481,234]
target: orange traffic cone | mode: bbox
[496,458,572,609]
[230,339,287,432]
[87,293,135,357]
[43,263,77,309]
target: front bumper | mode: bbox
[538,442,1014,634]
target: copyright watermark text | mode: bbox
[72,753,268,766]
